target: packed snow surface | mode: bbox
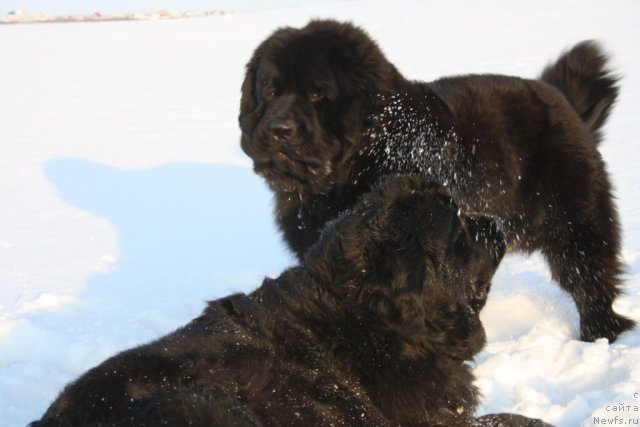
[1,1,639,426]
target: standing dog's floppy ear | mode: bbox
[239,50,260,120]
[240,27,299,120]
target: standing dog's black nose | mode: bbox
[270,119,296,141]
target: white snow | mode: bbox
[1,1,639,426]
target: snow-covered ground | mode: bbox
[1,1,639,426]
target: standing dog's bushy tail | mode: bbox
[540,41,619,145]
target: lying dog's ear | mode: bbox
[304,213,372,291]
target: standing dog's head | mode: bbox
[305,175,505,360]
[239,20,403,194]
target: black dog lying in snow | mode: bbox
[32,176,550,426]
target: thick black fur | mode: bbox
[31,176,547,426]
[239,20,635,342]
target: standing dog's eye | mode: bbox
[265,88,277,99]
[308,90,325,103]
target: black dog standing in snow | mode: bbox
[31,176,549,426]
[239,20,635,342]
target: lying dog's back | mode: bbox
[30,280,389,427]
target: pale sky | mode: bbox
[2,0,340,15]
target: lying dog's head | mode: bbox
[239,19,403,194]
[305,175,505,360]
